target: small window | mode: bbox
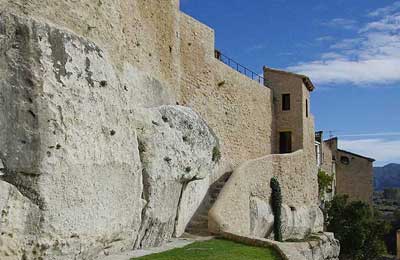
[279,131,292,154]
[306,99,309,117]
[340,156,350,165]
[282,94,290,111]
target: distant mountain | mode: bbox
[374,163,400,191]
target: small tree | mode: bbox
[384,210,400,255]
[270,177,282,242]
[326,195,390,260]
[318,170,333,197]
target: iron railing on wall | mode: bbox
[214,49,267,87]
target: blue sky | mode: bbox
[180,0,400,166]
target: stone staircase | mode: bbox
[185,172,232,236]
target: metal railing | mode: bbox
[214,49,266,87]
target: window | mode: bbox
[279,131,292,154]
[340,156,350,165]
[306,99,309,117]
[282,94,290,111]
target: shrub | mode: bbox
[270,177,282,242]
[212,146,221,162]
[326,195,390,260]
[318,170,333,196]
[384,210,400,255]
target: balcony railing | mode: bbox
[215,49,267,87]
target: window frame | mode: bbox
[282,94,291,111]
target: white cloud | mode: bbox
[288,4,400,86]
[340,132,400,137]
[323,18,358,30]
[329,38,362,50]
[339,138,400,166]
[361,14,400,32]
[368,1,400,17]
[316,36,334,42]
[320,52,345,60]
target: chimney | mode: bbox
[397,230,400,259]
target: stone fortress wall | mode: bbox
[208,68,320,239]
[0,1,322,259]
[178,12,274,180]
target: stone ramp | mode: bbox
[185,172,232,236]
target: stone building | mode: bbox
[336,149,375,204]
[315,134,374,205]
[0,0,337,259]
[315,133,337,203]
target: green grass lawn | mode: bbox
[133,239,282,260]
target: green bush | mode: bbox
[270,177,282,242]
[212,146,221,162]
[326,195,390,260]
[318,170,333,196]
[384,210,400,255]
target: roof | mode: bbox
[263,67,315,92]
[337,149,375,162]
[324,137,338,143]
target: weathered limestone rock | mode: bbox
[250,197,323,240]
[0,12,218,259]
[219,231,340,260]
[280,205,324,240]
[250,196,275,238]
[0,11,145,259]
[131,106,219,248]
[276,233,340,260]
[0,181,41,260]
[174,177,210,236]
[0,159,4,176]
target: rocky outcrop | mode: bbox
[250,197,323,240]
[280,205,324,240]
[0,181,41,260]
[0,12,218,259]
[250,196,275,238]
[131,106,219,248]
[0,11,145,259]
[219,231,340,260]
[277,233,340,260]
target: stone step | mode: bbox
[186,226,209,232]
[185,172,232,236]
[191,214,208,223]
[188,218,207,226]
[212,189,222,196]
[185,229,210,236]
[211,193,219,199]
[186,226,207,232]
[214,184,225,189]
